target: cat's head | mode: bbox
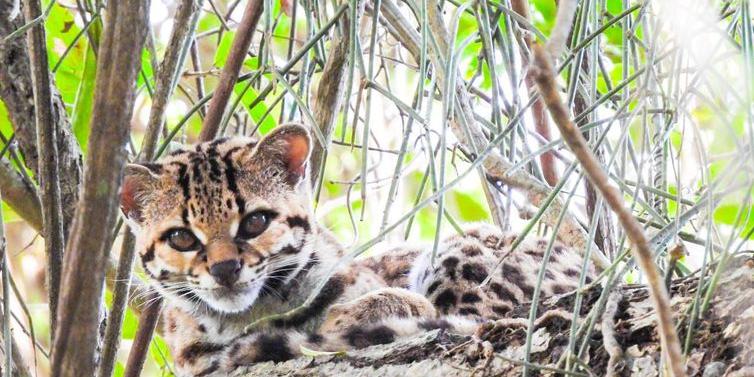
[120,124,317,314]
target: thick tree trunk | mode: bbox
[231,257,753,377]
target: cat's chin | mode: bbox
[195,283,263,314]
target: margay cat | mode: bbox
[120,124,594,376]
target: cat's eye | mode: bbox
[237,210,276,239]
[164,229,200,252]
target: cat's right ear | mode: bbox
[120,163,161,225]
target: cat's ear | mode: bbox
[120,163,161,225]
[252,123,311,186]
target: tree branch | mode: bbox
[309,7,358,188]
[0,159,42,232]
[123,294,162,377]
[198,0,264,142]
[140,0,204,160]
[531,43,685,377]
[509,0,559,187]
[51,1,151,375]
[0,192,32,377]
[23,0,65,338]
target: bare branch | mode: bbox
[199,0,264,142]
[51,1,151,375]
[97,234,137,377]
[509,0,559,187]
[531,43,686,377]
[123,295,162,377]
[0,159,41,232]
[22,0,65,337]
[547,0,578,57]
[309,7,358,187]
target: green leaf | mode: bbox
[113,362,125,377]
[137,47,154,91]
[531,0,556,36]
[449,191,490,222]
[71,41,97,151]
[214,31,236,67]
[233,81,276,135]
[197,11,222,33]
[120,307,140,339]
[0,100,12,138]
[46,2,86,109]
[714,204,754,230]
[149,335,174,369]
[1,202,22,224]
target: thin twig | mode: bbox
[379,0,610,269]
[0,193,31,377]
[140,0,204,161]
[1,190,11,377]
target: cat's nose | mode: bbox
[209,260,241,287]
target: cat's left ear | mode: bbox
[252,123,311,185]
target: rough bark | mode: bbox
[51,0,151,376]
[23,0,66,337]
[231,257,754,376]
[309,9,356,187]
[0,0,83,234]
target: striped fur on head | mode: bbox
[121,124,317,314]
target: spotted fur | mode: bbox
[121,124,595,376]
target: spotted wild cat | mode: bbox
[119,124,594,376]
